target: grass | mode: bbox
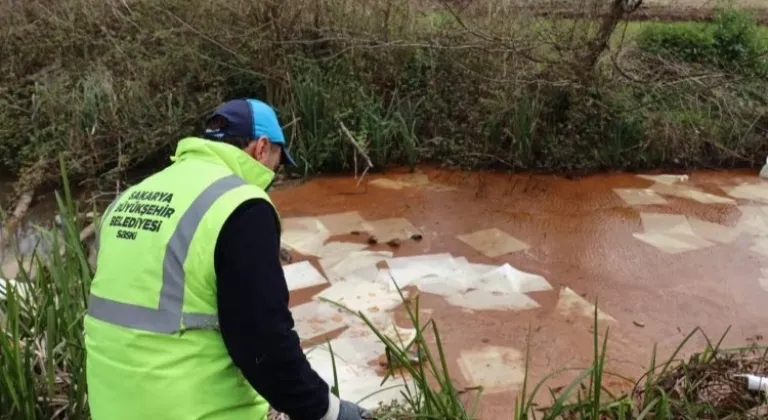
[3,166,768,419]
[0,0,767,200]
[342,290,768,419]
[0,159,91,419]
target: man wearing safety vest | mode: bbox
[84,98,371,420]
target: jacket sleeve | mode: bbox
[214,198,340,420]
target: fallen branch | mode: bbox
[281,116,301,131]
[8,190,34,228]
[1,189,35,248]
[58,220,98,271]
[338,121,374,188]
[78,222,97,244]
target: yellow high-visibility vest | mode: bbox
[85,137,279,420]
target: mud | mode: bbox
[271,167,768,418]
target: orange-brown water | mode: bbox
[3,166,767,417]
[271,166,768,418]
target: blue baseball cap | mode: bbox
[203,98,296,166]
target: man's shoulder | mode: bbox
[213,197,281,276]
[226,198,277,225]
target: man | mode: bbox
[84,98,371,420]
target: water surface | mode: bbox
[269,166,768,416]
[3,166,768,416]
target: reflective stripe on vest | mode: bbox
[87,174,247,334]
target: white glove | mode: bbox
[322,392,373,420]
[337,399,373,420]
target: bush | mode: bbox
[637,8,768,74]
[636,23,717,63]
[0,0,766,197]
[712,8,768,73]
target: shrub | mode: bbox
[0,0,766,197]
[712,8,768,73]
[636,22,717,64]
[637,8,767,74]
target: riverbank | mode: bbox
[1,0,766,203]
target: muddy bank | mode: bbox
[268,166,768,417]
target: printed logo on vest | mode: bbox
[108,190,178,241]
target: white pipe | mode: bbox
[734,374,768,395]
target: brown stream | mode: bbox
[269,166,768,417]
[4,166,768,417]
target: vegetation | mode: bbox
[1,162,90,419]
[344,287,768,419]
[2,163,768,419]
[1,0,767,202]
[637,8,768,75]
[2,0,768,417]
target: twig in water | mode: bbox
[56,218,97,260]
[78,222,97,243]
[338,121,373,189]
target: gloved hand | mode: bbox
[337,399,373,420]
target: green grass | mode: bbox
[634,8,768,75]
[3,164,766,419]
[622,20,768,37]
[0,159,91,419]
[339,293,768,419]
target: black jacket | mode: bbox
[214,198,330,420]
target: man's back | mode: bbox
[84,97,373,420]
[85,312,267,419]
[85,140,272,420]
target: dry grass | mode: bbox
[630,336,768,419]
